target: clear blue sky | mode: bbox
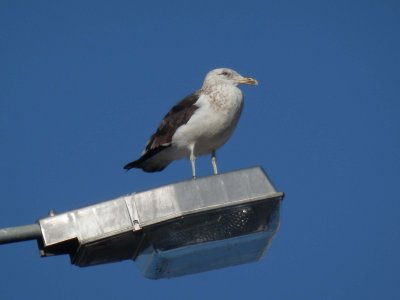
[1,1,399,299]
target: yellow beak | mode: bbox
[236,76,258,85]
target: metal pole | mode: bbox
[0,223,42,245]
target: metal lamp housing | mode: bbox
[39,167,283,279]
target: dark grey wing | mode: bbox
[123,91,201,171]
[145,91,201,150]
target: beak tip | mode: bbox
[248,78,258,86]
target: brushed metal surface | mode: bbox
[38,167,283,277]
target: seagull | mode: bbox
[124,68,258,179]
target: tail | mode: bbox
[123,158,169,172]
[123,160,140,171]
[123,145,171,172]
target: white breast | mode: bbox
[172,84,244,157]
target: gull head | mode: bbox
[202,68,258,88]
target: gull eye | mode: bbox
[220,71,229,76]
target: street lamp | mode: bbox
[1,167,283,279]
